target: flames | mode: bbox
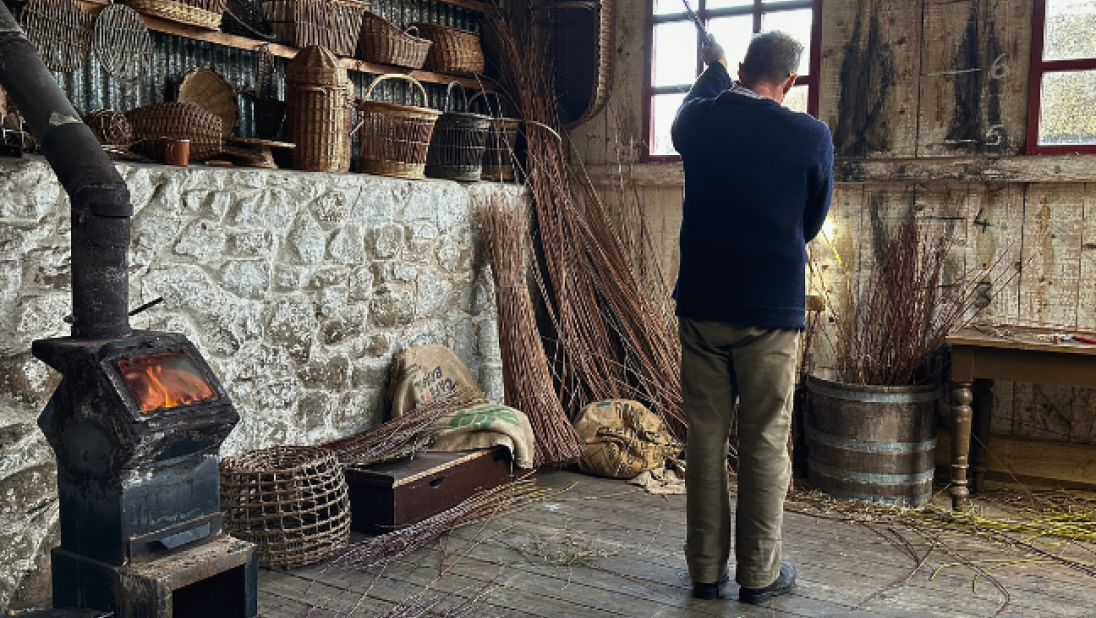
[118,353,216,413]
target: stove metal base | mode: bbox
[51,534,257,618]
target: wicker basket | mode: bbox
[126,101,223,161]
[425,82,490,182]
[20,0,94,73]
[286,45,353,172]
[85,110,134,147]
[357,74,441,180]
[179,68,238,138]
[222,0,276,40]
[122,0,227,30]
[355,13,431,69]
[220,446,351,570]
[262,0,368,57]
[412,23,484,76]
[469,91,519,181]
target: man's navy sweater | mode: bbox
[671,62,834,330]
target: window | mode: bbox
[1028,0,1096,154]
[643,0,823,160]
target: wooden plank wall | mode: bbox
[575,0,1096,449]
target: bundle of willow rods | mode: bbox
[366,589,499,618]
[328,478,561,572]
[485,11,686,439]
[322,387,486,467]
[480,199,584,468]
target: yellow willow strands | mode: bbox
[480,199,584,468]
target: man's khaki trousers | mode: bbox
[679,317,798,589]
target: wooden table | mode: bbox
[946,327,1096,509]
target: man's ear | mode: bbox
[782,74,797,94]
[738,63,746,83]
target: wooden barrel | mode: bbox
[806,374,938,506]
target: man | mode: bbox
[671,31,834,604]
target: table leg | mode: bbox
[950,382,973,511]
[971,378,994,493]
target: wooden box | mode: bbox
[344,447,513,534]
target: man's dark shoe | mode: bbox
[692,571,731,600]
[738,560,796,605]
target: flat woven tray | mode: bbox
[179,68,238,138]
[20,0,94,72]
[91,3,152,85]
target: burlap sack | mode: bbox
[430,402,535,469]
[574,399,682,479]
[388,345,484,418]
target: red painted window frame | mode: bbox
[1027,0,1096,155]
[641,0,824,163]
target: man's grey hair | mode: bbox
[741,31,803,86]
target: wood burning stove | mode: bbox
[0,5,257,617]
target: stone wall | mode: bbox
[0,158,521,610]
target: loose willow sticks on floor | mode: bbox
[327,479,567,572]
[321,387,486,467]
[479,198,584,468]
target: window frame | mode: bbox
[641,0,824,163]
[1027,0,1096,155]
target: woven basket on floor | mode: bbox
[220,446,351,570]
[122,0,227,30]
[425,82,490,182]
[286,45,352,172]
[355,12,431,69]
[179,68,238,138]
[262,0,368,57]
[412,22,484,76]
[357,74,441,180]
[469,91,520,182]
[85,110,134,147]
[126,101,223,161]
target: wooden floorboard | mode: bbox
[258,470,1096,618]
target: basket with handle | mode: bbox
[469,90,520,182]
[425,82,490,182]
[411,22,484,76]
[286,45,353,172]
[261,0,368,57]
[122,0,228,30]
[357,73,441,180]
[355,12,431,69]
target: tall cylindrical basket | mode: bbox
[425,82,490,182]
[469,90,520,182]
[357,73,441,180]
[285,45,353,172]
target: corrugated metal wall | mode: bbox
[41,0,486,136]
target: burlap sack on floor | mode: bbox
[574,399,682,479]
[388,344,484,418]
[430,402,535,469]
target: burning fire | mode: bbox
[118,352,216,413]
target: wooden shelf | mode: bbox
[73,0,487,89]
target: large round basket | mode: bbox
[805,374,939,507]
[357,74,441,180]
[356,12,431,69]
[220,446,351,569]
[412,23,484,76]
[179,68,239,138]
[126,101,223,161]
[122,0,227,30]
[425,82,490,182]
[469,91,519,182]
[286,45,353,172]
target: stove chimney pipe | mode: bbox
[0,4,132,340]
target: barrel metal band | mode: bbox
[808,458,935,484]
[807,426,936,454]
[807,380,940,404]
[809,485,931,507]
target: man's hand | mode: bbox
[701,39,726,67]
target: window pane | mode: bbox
[708,15,754,71]
[654,0,689,15]
[707,0,754,9]
[784,84,809,113]
[1039,70,1096,145]
[651,93,687,155]
[654,21,698,87]
[1045,0,1096,61]
[762,9,813,76]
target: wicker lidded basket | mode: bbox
[126,101,223,161]
[469,91,520,182]
[355,12,431,69]
[412,22,484,76]
[357,73,441,180]
[220,446,351,570]
[122,0,228,30]
[262,0,368,57]
[285,45,353,172]
[425,82,490,182]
